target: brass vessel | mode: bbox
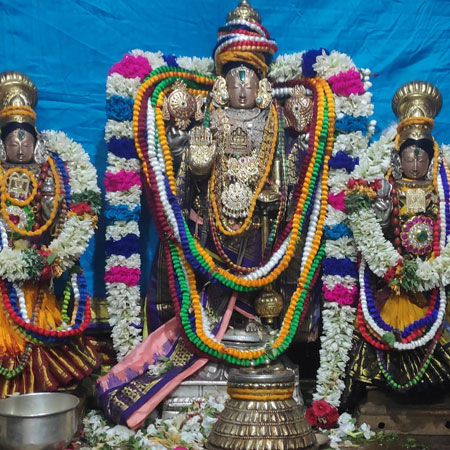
[206,365,317,450]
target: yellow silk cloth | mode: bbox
[379,291,429,331]
[0,282,62,357]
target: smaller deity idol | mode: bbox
[0,71,102,397]
[345,81,450,401]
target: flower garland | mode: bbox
[347,161,450,292]
[81,393,227,450]
[104,49,372,372]
[270,49,376,408]
[133,68,334,364]
[0,131,99,282]
[105,51,218,359]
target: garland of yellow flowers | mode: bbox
[2,167,38,207]
[208,103,279,237]
[0,156,60,236]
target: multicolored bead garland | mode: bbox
[133,66,335,364]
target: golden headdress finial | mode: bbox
[227,0,261,23]
[0,71,38,128]
[392,81,442,150]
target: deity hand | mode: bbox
[41,176,56,220]
[187,126,216,176]
[373,178,393,228]
[167,125,189,168]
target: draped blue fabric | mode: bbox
[1,0,449,296]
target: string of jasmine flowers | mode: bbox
[270,49,377,409]
[104,50,213,358]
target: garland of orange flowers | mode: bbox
[2,167,38,207]
[208,103,278,236]
[0,156,60,236]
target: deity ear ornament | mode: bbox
[211,76,229,107]
[391,149,402,180]
[33,135,48,164]
[255,78,272,109]
[0,139,6,162]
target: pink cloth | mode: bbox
[126,293,237,429]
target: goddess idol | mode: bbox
[0,71,102,397]
[344,81,450,400]
[99,0,373,430]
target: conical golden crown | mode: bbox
[392,81,442,121]
[0,71,38,127]
[392,81,442,148]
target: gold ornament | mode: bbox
[162,80,203,130]
[226,0,261,23]
[188,126,217,176]
[211,76,229,107]
[255,78,272,110]
[284,84,314,133]
[0,71,38,127]
[392,81,442,149]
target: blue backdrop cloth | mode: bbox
[1,0,449,297]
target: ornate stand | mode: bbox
[206,365,317,450]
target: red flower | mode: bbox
[322,407,339,429]
[70,202,92,215]
[312,400,331,418]
[383,266,396,283]
[305,407,318,427]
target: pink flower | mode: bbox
[328,68,365,97]
[328,191,346,211]
[108,54,151,80]
[312,400,331,418]
[104,170,142,192]
[173,447,189,450]
[323,284,357,306]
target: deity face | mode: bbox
[225,66,259,109]
[400,145,430,180]
[3,129,36,164]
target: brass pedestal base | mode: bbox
[206,366,317,450]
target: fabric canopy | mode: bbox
[1,0,449,296]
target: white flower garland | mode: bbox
[349,168,450,292]
[309,51,373,407]
[0,130,98,281]
[104,51,220,359]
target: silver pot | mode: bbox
[0,392,79,450]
